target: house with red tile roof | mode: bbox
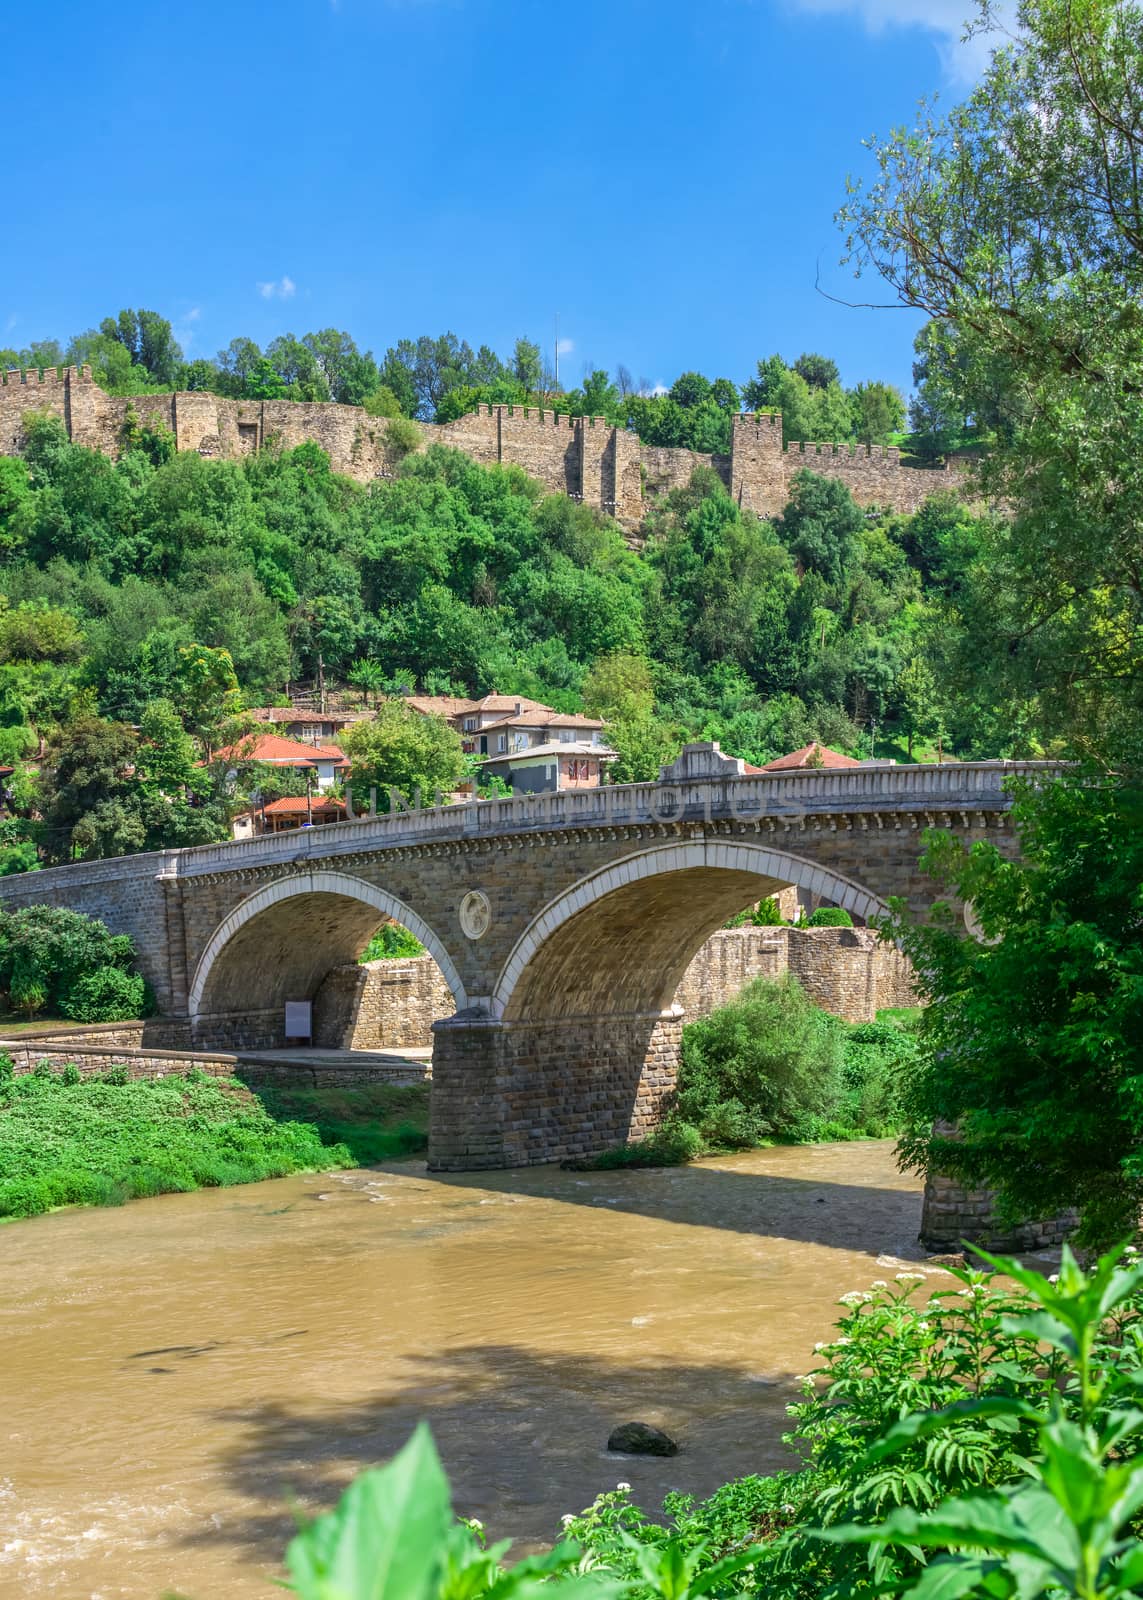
[402,691,615,794]
[761,742,861,772]
[232,793,347,838]
[211,732,349,791]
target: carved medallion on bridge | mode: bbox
[459,890,492,941]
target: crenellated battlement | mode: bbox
[1,364,93,387]
[786,439,901,463]
[733,410,783,432]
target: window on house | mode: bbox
[464,718,477,732]
[498,734,507,752]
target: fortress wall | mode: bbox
[729,411,787,514]
[640,442,716,499]
[0,366,73,453]
[0,371,974,528]
[783,439,965,514]
[434,407,501,465]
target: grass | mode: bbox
[0,1064,356,1219]
[252,1080,430,1164]
[0,1012,89,1036]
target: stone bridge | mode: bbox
[0,747,1050,1170]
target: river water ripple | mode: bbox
[1,1141,930,1599]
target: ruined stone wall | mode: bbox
[1,369,973,529]
[314,956,452,1049]
[674,925,915,1025]
[782,439,964,515]
[1,1036,428,1087]
[672,929,786,1016]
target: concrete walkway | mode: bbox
[235,1045,431,1083]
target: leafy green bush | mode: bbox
[678,975,846,1143]
[59,966,147,1023]
[806,907,853,928]
[0,904,150,1020]
[579,1118,704,1169]
[0,1068,351,1217]
[359,923,426,962]
[836,1018,918,1136]
[723,897,784,928]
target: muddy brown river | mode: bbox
[2,1142,927,1599]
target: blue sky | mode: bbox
[4,0,990,399]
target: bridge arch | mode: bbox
[490,840,889,1022]
[188,869,465,1045]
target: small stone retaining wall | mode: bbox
[0,1035,429,1088]
[314,957,452,1049]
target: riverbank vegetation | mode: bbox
[0,904,151,1022]
[283,1242,1143,1600]
[588,979,917,1169]
[0,1062,351,1218]
[254,1079,429,1164]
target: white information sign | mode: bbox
[284,1000,313,1040]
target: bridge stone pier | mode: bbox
[0,747,1048,1172]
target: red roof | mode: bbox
[213,733,348,766]
[761,742,860,772]
[262,795,346,816]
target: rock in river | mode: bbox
[607,1421,679,1456]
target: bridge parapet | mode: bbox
[120,758,1063,882]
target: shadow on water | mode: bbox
[418,1150,925,1253]
[178,1148,925,1571]
[185,1343,807,1565]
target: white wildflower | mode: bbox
[834,1336,852,1347]
[895,1271,925,1283]
[561,1514,575,1527]
[814,1341,827,1351]
[469,1519,484,1532]
[780,1504,796,1514]
[1048,1274,1059,1285]
[616,1482,631,1493]
[871,1280,888,1289]
[839,1291,864,1305]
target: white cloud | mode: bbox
[785,0,1008,85]
[257,275,297,300]
[556,336,574,356]
[4,314,16,334]
[651,383,670,396]
[184,306,201,322]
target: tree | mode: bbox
[582,652,654,723]
[793,352,840,391]
[98,309,182,387]
[265,334,330,401]
[348,658,386,706]
[37,715,139,862]
[838,0,1143,760]
[215,337,263,396]
[173,643,241,755]
[339,701,467,808]
[892,775,1143,1251]
[851,381,905,445]
[778,471,864,589]
[669,372,713,409]
[0,601,84,664]
[512,337,542,392]
[742,354,789,411]
[301,329,379,406]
